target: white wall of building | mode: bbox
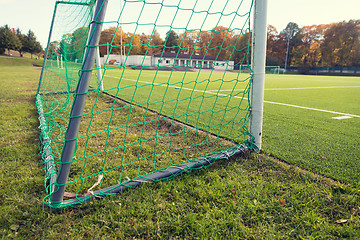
[153,56,234,71]
[126,55,152,66]
[101,54,151,66]
[101,54,234,71]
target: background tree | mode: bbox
[59,33,74,61]
[321,20,360,67]
[281,22,301,70]
[24,30,42,59]
[195,31,211,56]
[164,30,179,53]
[112,27,128,56]
[148,29,164,54]
[99,27,116,57]
[208,26,234,59]
[11,27,22,55]
[291,24,328,71]
[0,25,22,55]
[71,27,89,61]
[127,32,142,55]
[266,25,283,66]
[46,41,60,60]
[139,33,150,55]
[232,32,251,68]
[16,28,27,57]
[99,27,129,57]
[179,30,197,54]
[56,19,359,68]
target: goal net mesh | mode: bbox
[36,0,255,208]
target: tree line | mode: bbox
[267,20,360,70]
[97,25,242,60]
[4,19,358,69]
[50,25,247,64]
[97,19,360,69]
[0,25,43,58]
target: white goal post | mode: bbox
[250,0,268,150]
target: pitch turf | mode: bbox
[96,68,360,186]
[1,56,359,238]
[262,74,360,187]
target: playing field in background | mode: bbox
[262,74,360,185]
[87,69,360,186]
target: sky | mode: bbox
[0,0,359,48]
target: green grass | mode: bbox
[95,68,360,186]
[37,65,253,206]
[0,55,43,67]
[262,74,360,187]
[1,56,360,238]
[264,75,360,114]
[94,68,252,142]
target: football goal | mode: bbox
[36,0,267,208]
[239,66,279,74]
[265,66,280,74]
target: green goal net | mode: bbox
[36,0,261,208]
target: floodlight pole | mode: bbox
[51,0,109,205]
[284,36,290,73]
[250,0,267,150]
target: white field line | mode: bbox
[263,100,360,118]
[265,86,360,90]
[213,86,360,92]
[105,75,234,97]
[104,75,360,118]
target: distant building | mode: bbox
[101,52,234,71]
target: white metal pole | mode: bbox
[92,1,104,91]
[284,36,290,73]
[120,0,123,65]
[107,41,109,56]
[95,47,103,90]
[249,0,267,150]
[120,28,123,65]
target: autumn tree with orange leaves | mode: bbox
[321,20,360,67]
[266,19,359,69]
[93,19,359,69]
[207,26,235,59]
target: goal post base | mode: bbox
[47,144,251,209]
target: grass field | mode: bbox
[96,67,360,186]
[97,68,252,142]
[1,55,359,238]
[263,75,360,187]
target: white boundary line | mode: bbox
[264,86,360,90]
[104,75,360,118]
[263,100,360,118]
[214,86,360,92]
